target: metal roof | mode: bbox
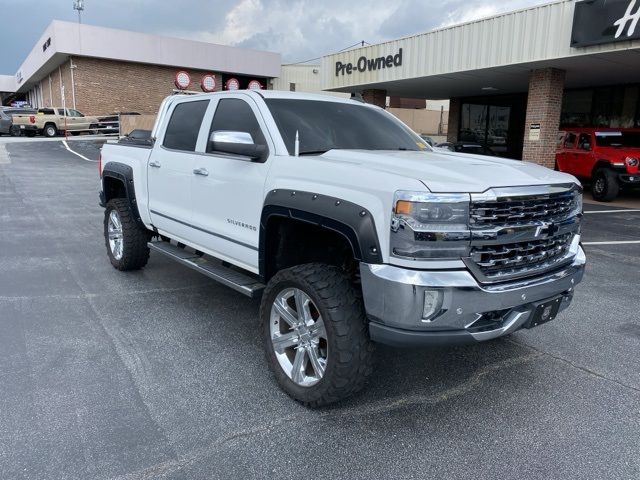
[320,0,640,98]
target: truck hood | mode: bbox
[315,149,578,193]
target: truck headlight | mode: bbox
[391,191,471,260]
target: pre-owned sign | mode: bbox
[335,48,403,76]
[571,0,640,47]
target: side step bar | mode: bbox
[148,241,265,298]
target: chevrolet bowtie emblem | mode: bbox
[535,222,559,238]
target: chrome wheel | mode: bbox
[269,288,328,387]
[107,210,124,260]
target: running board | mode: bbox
[148,241,265,298]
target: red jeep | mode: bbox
[556,128,640,201]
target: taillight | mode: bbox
[29,115,35,124]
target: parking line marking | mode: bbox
[582,240,640,245]
[584,210,640,214]
[0,143,10,164]
[62,140,97,162]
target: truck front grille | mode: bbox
[466,185,581,283]
[470,232,573,281]
[470,189,579,227]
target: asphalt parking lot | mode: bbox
[1,139,639,480]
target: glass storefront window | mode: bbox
[459,103,510,156]
[460,104,487,143]
[561,85,640,128]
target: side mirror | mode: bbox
[208,131,267,161]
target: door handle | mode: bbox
[193,168,209,176]
[149,160,161,168]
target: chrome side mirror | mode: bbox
[208,130,267,162]
[210,130,254,145]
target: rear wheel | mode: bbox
[43,123,57,137]
[103,198,151,271]
[9,125,21,137]
[592,168,619,202]
[260,263,374,407]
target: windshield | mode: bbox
[264,99,428,155]
[595,131,640,148]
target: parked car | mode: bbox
[419,134,434,146]
[0,107,37,136]
[556,128,640,201]
[435,141,497,156]
[99,91,585,407]
[12,107,100,137]
[97,111,140,134]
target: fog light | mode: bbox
[422,290,444,321]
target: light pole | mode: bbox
[73,0,84,24]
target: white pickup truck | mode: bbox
[99,91,586,406]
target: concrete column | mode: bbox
[447,98,461,142]
[362,89,386,108]
[522,68,565,168]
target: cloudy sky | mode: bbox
[0,0,548,74]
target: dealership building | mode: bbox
[321,0,640,167]
[0,20,281,115]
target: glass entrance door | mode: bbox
[460,103,511,157]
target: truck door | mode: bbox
[68,109,88,131]
[147,99,210,241]
[561,132,578,174]
[189,96,272,273]
[574,132,594,178]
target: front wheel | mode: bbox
[592,168,619,202]
[103,198,151,270]
[260,263,374,407]
[9,125,21,137]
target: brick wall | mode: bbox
[69,57,223,115]
[522,68,565,168]
[362,89,387,108]
[38,62,73,109]
[447,97,461,142]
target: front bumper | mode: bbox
[618,173,640,186]
[361,245,586,347]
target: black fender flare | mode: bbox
[259,189,382,279]
[101,161,144,228]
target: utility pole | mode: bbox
[73,0,84,24]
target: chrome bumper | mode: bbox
[360,245,586,347]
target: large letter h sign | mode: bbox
[614,0,640,38]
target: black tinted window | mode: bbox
[207,99,266,152]
[163,100,209,151]
[265,99,424,155]
[594,131,640,148]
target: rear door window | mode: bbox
[577,133,591,151]
[563,132,577,149]
[162,100,209,152]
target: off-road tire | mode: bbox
[103,198,150,271]
[260,263,374,407]
[43,123,57,137]
[592,168,619,202]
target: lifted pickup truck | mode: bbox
[13,107,99,137]
[99,91,586,406]
[556,128,640,201]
